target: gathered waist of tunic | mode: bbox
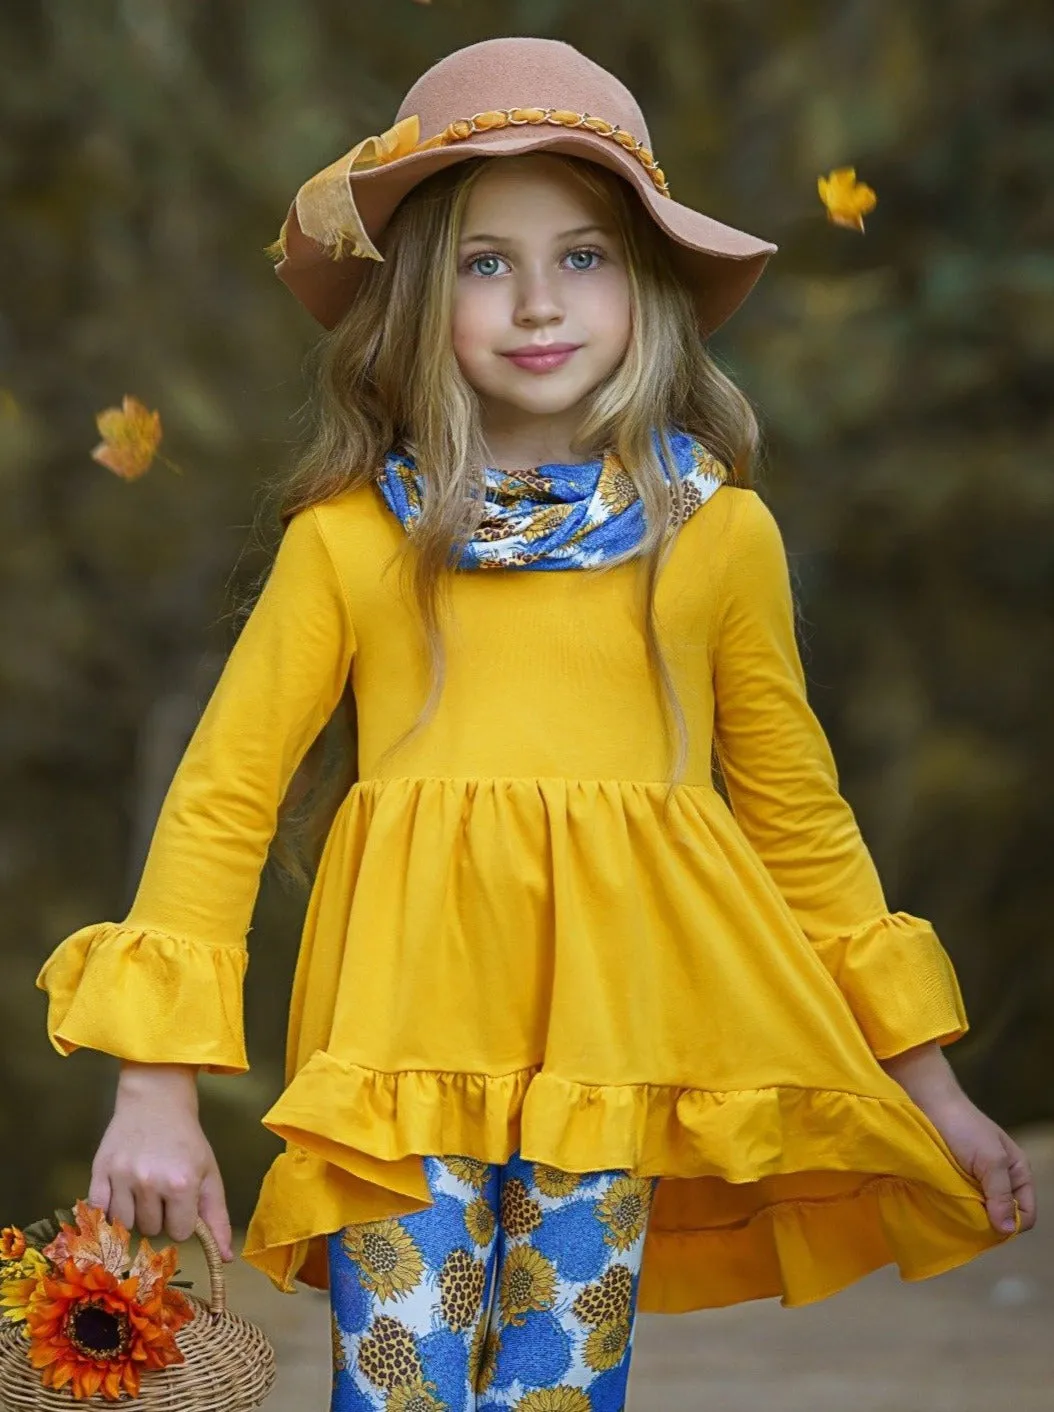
[351,773,722,789]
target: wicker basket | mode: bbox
[0,1219,275,1410]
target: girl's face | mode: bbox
[452,155,632,432]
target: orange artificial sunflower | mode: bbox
[14,1200,196,1402]
[25,1258,194,1402]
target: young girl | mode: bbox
[37,35,1035,1412]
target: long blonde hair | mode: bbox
[251,153,762,887]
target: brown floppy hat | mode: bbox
[269,36,778,337]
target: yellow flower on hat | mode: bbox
[346,115,426,172]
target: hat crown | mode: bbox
[396,37,652,148]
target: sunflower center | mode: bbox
[508,1268,533,1302]
[601,1324,625,1353]
[613,1194,642,1228]
[362,1232,398,1274]
[64,1299,131,1360]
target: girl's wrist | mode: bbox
[116,1060,201,1109]
[877,1040,965,1114]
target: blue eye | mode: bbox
[468,253,508,277]
[564,248,602,271]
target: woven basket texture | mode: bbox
[0,1218,275,1409]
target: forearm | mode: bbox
[877,1040,965,1113]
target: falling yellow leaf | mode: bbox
[817,167,877,232]
[91,394,172,480]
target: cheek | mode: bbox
[582,272,631,355]
[452,285,501,366]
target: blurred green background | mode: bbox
[1,0,1051,1228]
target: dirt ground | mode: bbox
[174,1122,1053,1411]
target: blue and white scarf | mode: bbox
[373,429,727,571]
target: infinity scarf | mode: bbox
[373,429,727,571]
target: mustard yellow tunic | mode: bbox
[36,481,1009,1312]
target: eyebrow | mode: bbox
[459,224,612,244]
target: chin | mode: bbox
[492,379,603,419]
[507,393,591,417]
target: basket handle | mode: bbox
[192,1216,227,1315]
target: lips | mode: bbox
[501,343,582,373]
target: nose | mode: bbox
[513,264,564,328]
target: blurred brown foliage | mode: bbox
[1,0,1051,1227]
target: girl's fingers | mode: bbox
[198,1164,234,1262]
[133,1183,164,1239]
[1003,1134,1037,1231]
[105,1179,137,1234]
[87,1170,112,1219]
[977,1144,1017,1234]
[162,1180,203,1245]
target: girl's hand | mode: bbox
[878,1041,1036,1238]
[919,1092,1036,1237]
[87,1062,235,1263]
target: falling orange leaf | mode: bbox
[91,394,167,480]
[817,167,877,232]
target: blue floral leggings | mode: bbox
[327,1150,659,1411]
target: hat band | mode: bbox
[435,108,670,198]
[267,107,670,271]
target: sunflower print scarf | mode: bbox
[373,429,727,571]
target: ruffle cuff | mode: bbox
[35,922,249,1074]
[811,910,969,1060]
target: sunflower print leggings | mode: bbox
[327,1149,659,1412]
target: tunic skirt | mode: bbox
[35,482,1012,1312]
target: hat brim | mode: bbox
[273,125,777,337]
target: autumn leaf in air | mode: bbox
[817,167,877,232]
[91,394,180,479]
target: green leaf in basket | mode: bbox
[21,1217,59,1246]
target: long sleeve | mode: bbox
[711,488,968,1060]
[36,506,356,1074]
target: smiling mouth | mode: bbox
[501,344,582,373]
